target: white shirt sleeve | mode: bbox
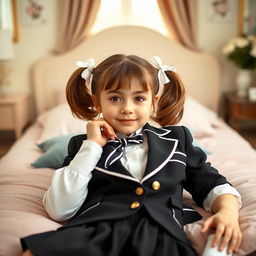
[203,184,242,212]
[43,140,102,222]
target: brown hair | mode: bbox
[66,54,185,126]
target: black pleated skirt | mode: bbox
[21,209,197,256]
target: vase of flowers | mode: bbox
[222,35,256,97]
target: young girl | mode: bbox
[21,54,242,256]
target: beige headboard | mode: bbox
[32,25,220,115]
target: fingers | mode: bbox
[214,223,242,253]
[212,223,225,249]
[219,227,233,252]
[201,218,242,254]
[201,217,213,233]
[217,230,242,254]
[227,230,243,254]
[100,122,116,140]
[87,119,116,147]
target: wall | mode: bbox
[3,0,255,110]
[3,0,59,96]
[197,0,255,114]
[198,0,250,94]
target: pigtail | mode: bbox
[153,71,185,126]
[66,68,98,120]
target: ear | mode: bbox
[92,94,102,113]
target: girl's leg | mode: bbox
[21,250,35,256]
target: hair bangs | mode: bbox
[102,61,151,92]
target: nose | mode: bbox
[120,100,133,114]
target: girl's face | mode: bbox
[94,81,158,135]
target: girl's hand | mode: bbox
[201,208,242,254]
[86,119,116,147]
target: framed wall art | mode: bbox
[20,0,47,26]
[206,0,237,23]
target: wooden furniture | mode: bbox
[0,94,30,139]
[225,91,256,131]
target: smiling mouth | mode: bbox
[118,119,136,124]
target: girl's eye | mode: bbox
[135,96,145,102]
[109,96,121,102]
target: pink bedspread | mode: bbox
[0,120,255,256]
[184,121,256,256]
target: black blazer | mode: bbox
[59,123,228,246]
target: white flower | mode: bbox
[247,35,256,42]
[222,42,235,55]
[223,35,256,69]
[234,37,249,48]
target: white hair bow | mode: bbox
[76,58,95,83]
[151,56,176,86]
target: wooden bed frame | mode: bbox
[32,25,220,115]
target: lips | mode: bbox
[118,119,136,124]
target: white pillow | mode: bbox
[37,97,219,143]
[178,97,220,137]
[37,103,87,143]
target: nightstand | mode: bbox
[225,91,256,131]
[0,94,30,139]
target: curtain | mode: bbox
[157,0,199,51]
[55,0,100,54]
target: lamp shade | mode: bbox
[0,29,15,60]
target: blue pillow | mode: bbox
[192,140,211,155]
[31,134,75,169]
[31,131,210,170]
[188,128,211,155]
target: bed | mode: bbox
[0,26,256,256]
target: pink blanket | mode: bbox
[0,120,255,256]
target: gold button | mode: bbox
[130,201,140,209]
[135,187,144,196]
[152,181,161,190]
